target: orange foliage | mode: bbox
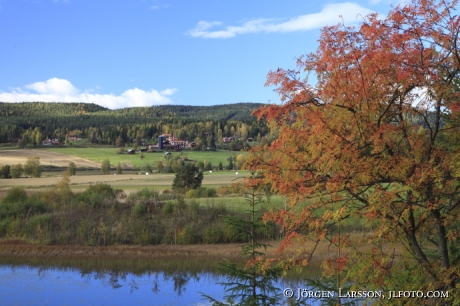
[247,0,460,295]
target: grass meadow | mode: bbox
[38,147,245,169]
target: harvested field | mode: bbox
[0,149,101,169]
[0,173,243,188]
[0,174,174,188]
[0,172,248,201]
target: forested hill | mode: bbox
[0,102,269,146]
[0,102,264,122]
[139,103,265,121]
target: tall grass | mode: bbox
[0,185,279,246]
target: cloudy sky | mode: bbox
[0,0,453,109]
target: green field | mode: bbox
[39,147,246,169]
[178,194,286,211]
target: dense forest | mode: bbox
[0,102,271,149]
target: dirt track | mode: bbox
[0,149,101,168]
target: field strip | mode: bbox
[0,149,101,168]
[0,173,246,189]
[0,174,171,188]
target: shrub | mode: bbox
[0,217,12,236]
[206,188,217,198]
[2,187,28,204]
[223,223,242,243]
[1,165,11,179]
[185,189,198,199]
[24,156,41,178]
[131,203,146,218]
[178,224,199,244]
[140,164,152,173]
[10,164,23,178]
[136,188,159,200]
[0,196,47,219]
[162,202,174,215]
[25,214,51,236]
[77,183,116,207]
[101,159,110,174]
[128,188,159,203]
[66,162,77,176]
[203,225,224,243]
[185,187,217,199]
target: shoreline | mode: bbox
[0,239,249,259]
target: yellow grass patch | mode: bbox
[0,149,101,168]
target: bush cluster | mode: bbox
[185,187,216,199]
[0,184,279,246]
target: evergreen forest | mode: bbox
[0,102,270,149]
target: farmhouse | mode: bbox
[42,138,60,146]
[222,137,234,143]
[67,134,82,141]
[148,134,193,151]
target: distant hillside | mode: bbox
[0,102,264,123]
[145,103,265,121]
[0,102,269,146]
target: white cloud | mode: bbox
[0,78,176,109]
[188,2,376,39]
[26,78,79,95]
[150,4,170,10]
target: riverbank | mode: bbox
[0,239,248,259]
[0,239,324,279]
[0,236,401,262]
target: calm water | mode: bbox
[0,265,225,306]
[0,258,316,306]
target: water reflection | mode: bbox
[0,265,225,305]
[0,257,320,305]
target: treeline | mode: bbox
[0,102,270,148]
[0,157,42,179]
[0,182,279,246]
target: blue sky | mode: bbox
[0,0,455,109]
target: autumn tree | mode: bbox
[23,156,41,178]
[66,162,77,176]
[0,165,11,179]
[101,159,111,174]
[10,164,23,178]
[247,0,460,302]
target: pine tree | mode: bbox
[202,185,283,306]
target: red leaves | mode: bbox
[323,255,349,274]
[248,0,460,291]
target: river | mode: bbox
[0,256,319,306]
